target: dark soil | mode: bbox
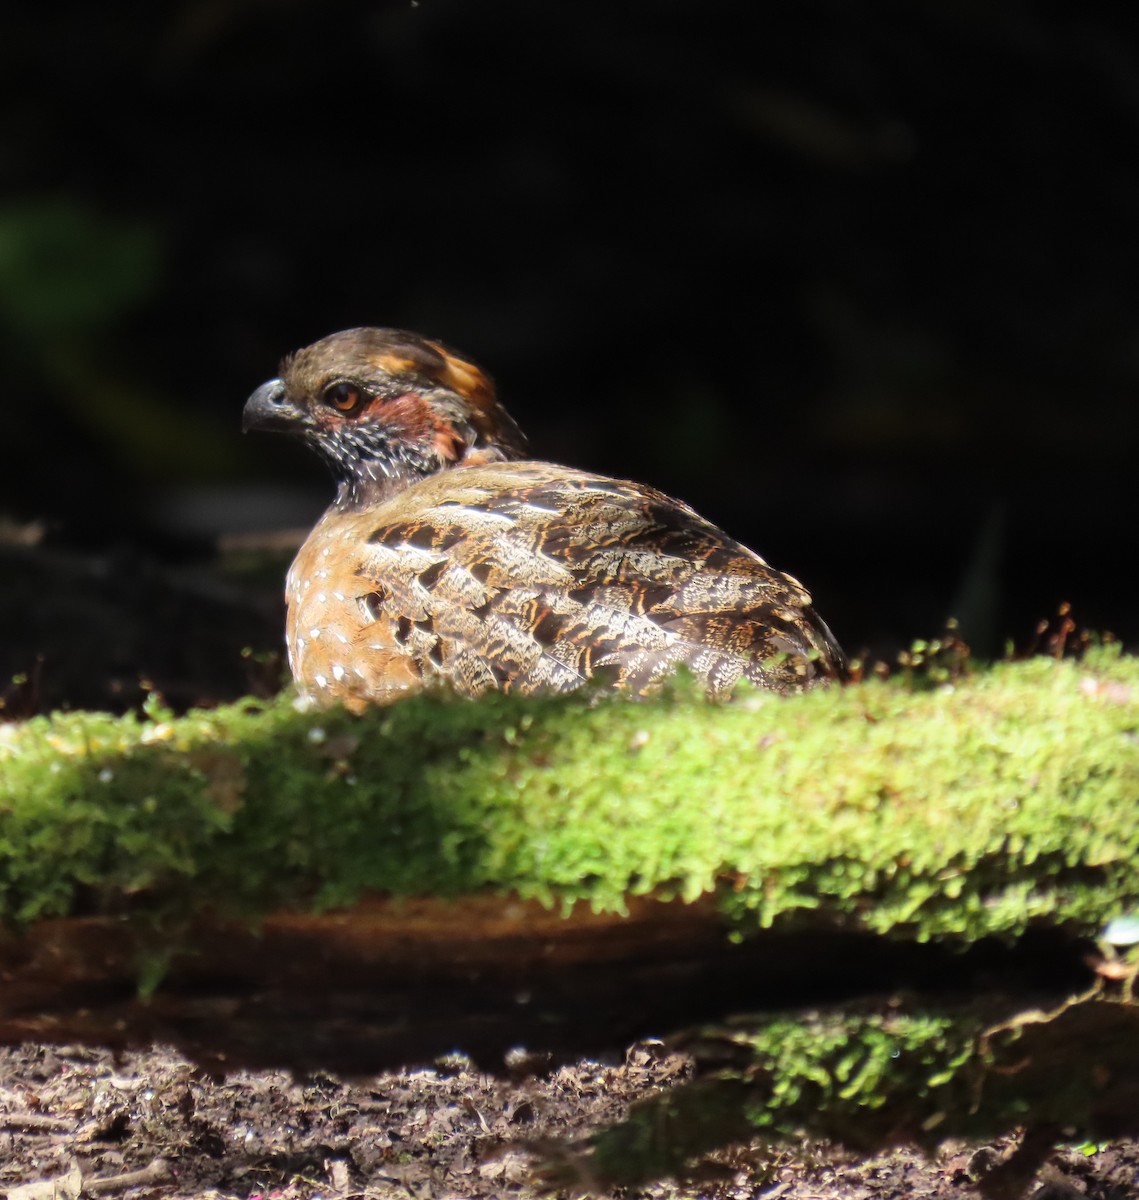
[2,1042,1137,1200]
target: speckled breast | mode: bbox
[285,508,420,707]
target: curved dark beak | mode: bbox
[242,379,306,433]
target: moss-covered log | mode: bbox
[1,649,1137,1184]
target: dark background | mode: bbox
[2,1,1136,711]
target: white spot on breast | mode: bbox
[335,632,349,644]
[332,664,346,681]
[314,672,328,688]
[317,592,327,603]
[309,627,323,639]
[321,546,330,557]
[296,635,307,651]
[333,591,346,601]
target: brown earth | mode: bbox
[2,1042,1138,1200]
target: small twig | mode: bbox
[84,1158,171,1194]
[1,1112,73,1133]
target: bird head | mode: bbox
[243,327,528,508]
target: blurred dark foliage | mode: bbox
[2,0,1137,710]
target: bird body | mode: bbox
[244,329,844,708]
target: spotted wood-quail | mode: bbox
[243,328,845,708]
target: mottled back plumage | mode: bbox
[244,328,845,707]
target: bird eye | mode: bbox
[323,382,364,413]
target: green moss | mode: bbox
[1,650,1137,938]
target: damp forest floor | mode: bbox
[4,1040,1139,1200]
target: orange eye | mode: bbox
[323,382,363,413]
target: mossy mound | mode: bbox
[1,648,1136,940]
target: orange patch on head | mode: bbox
[370,353,428,379]
[426,342,496,409]
[362,342,496,417]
